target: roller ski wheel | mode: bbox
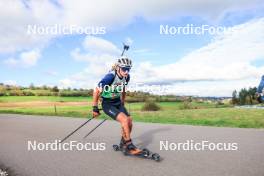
[142,148,150,156]
[151,153,161,162]
[113,144,120,151]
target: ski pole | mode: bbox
[121,43,129,56]
[83,119,107,139]
[59,118,93,143]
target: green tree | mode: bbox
[232,90,238,105]
[52,86,59,92]
[29,83,35,90]
[239,88,247,105]
[42,85,48,90]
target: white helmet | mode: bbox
[117,56,132,68]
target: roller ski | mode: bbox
[113,138,161,162]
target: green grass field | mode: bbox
[0,96,264,128]
[0,96,91,102]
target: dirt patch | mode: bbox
[0,101,91,108]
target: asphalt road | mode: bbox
[0,114,264,176]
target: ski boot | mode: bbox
[123,139,146,156]
[113,137,126,151]
[119,136,126,149]
[112,139,161,162]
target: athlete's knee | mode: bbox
[117,113,129,125]
[122,118,129,126]
[127,116,132,125]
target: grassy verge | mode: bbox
[0,96,92,102]
[132,108,264,128]
[0,99,263,128]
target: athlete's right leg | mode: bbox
[127,116,132,134]
[119,116,132,148]
[116,112,131,141]
[102,102,140,153]
[116,113,142,154]
[119,105,132,137]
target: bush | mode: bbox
[141,101,161,111]
[35,92,54,96]
[126,97,143,103]
[179,101,193,110]
[123,96,147,103]
[156,97,182,102]
[214,101,225,108]
[22,91,35,96]
[59,90,91,97]
[52,86,59,92]
[9,90,24,96]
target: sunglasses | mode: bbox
[121,67,131,72]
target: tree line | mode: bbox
[0,83,183,102]
[0,83,93,97]
[231,87,262,105]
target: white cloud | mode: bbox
[166,79,261,97]
[59,18,264,96]
[82,36,121,55]
[4,49,41,68]
[3,80,17,86]
[44,70,58,76]
[137,0,264,21]
[1,0,262,53]
[59,36,118,88]
[20,49,41,67]
[0,0,58,53]
[71,36,118,65]
[59,79,76,88]
[131,18,264,96]
[61,0,264,25]
[4,58,18,66]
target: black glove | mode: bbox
[92,106,100,114]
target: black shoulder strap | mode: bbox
[125,74,130,84]
[109,71,117,86]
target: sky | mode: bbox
[0,0,264,96]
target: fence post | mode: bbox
[54,104,57,115]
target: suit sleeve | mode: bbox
[257,75,264,93]
[98,73,115,88]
